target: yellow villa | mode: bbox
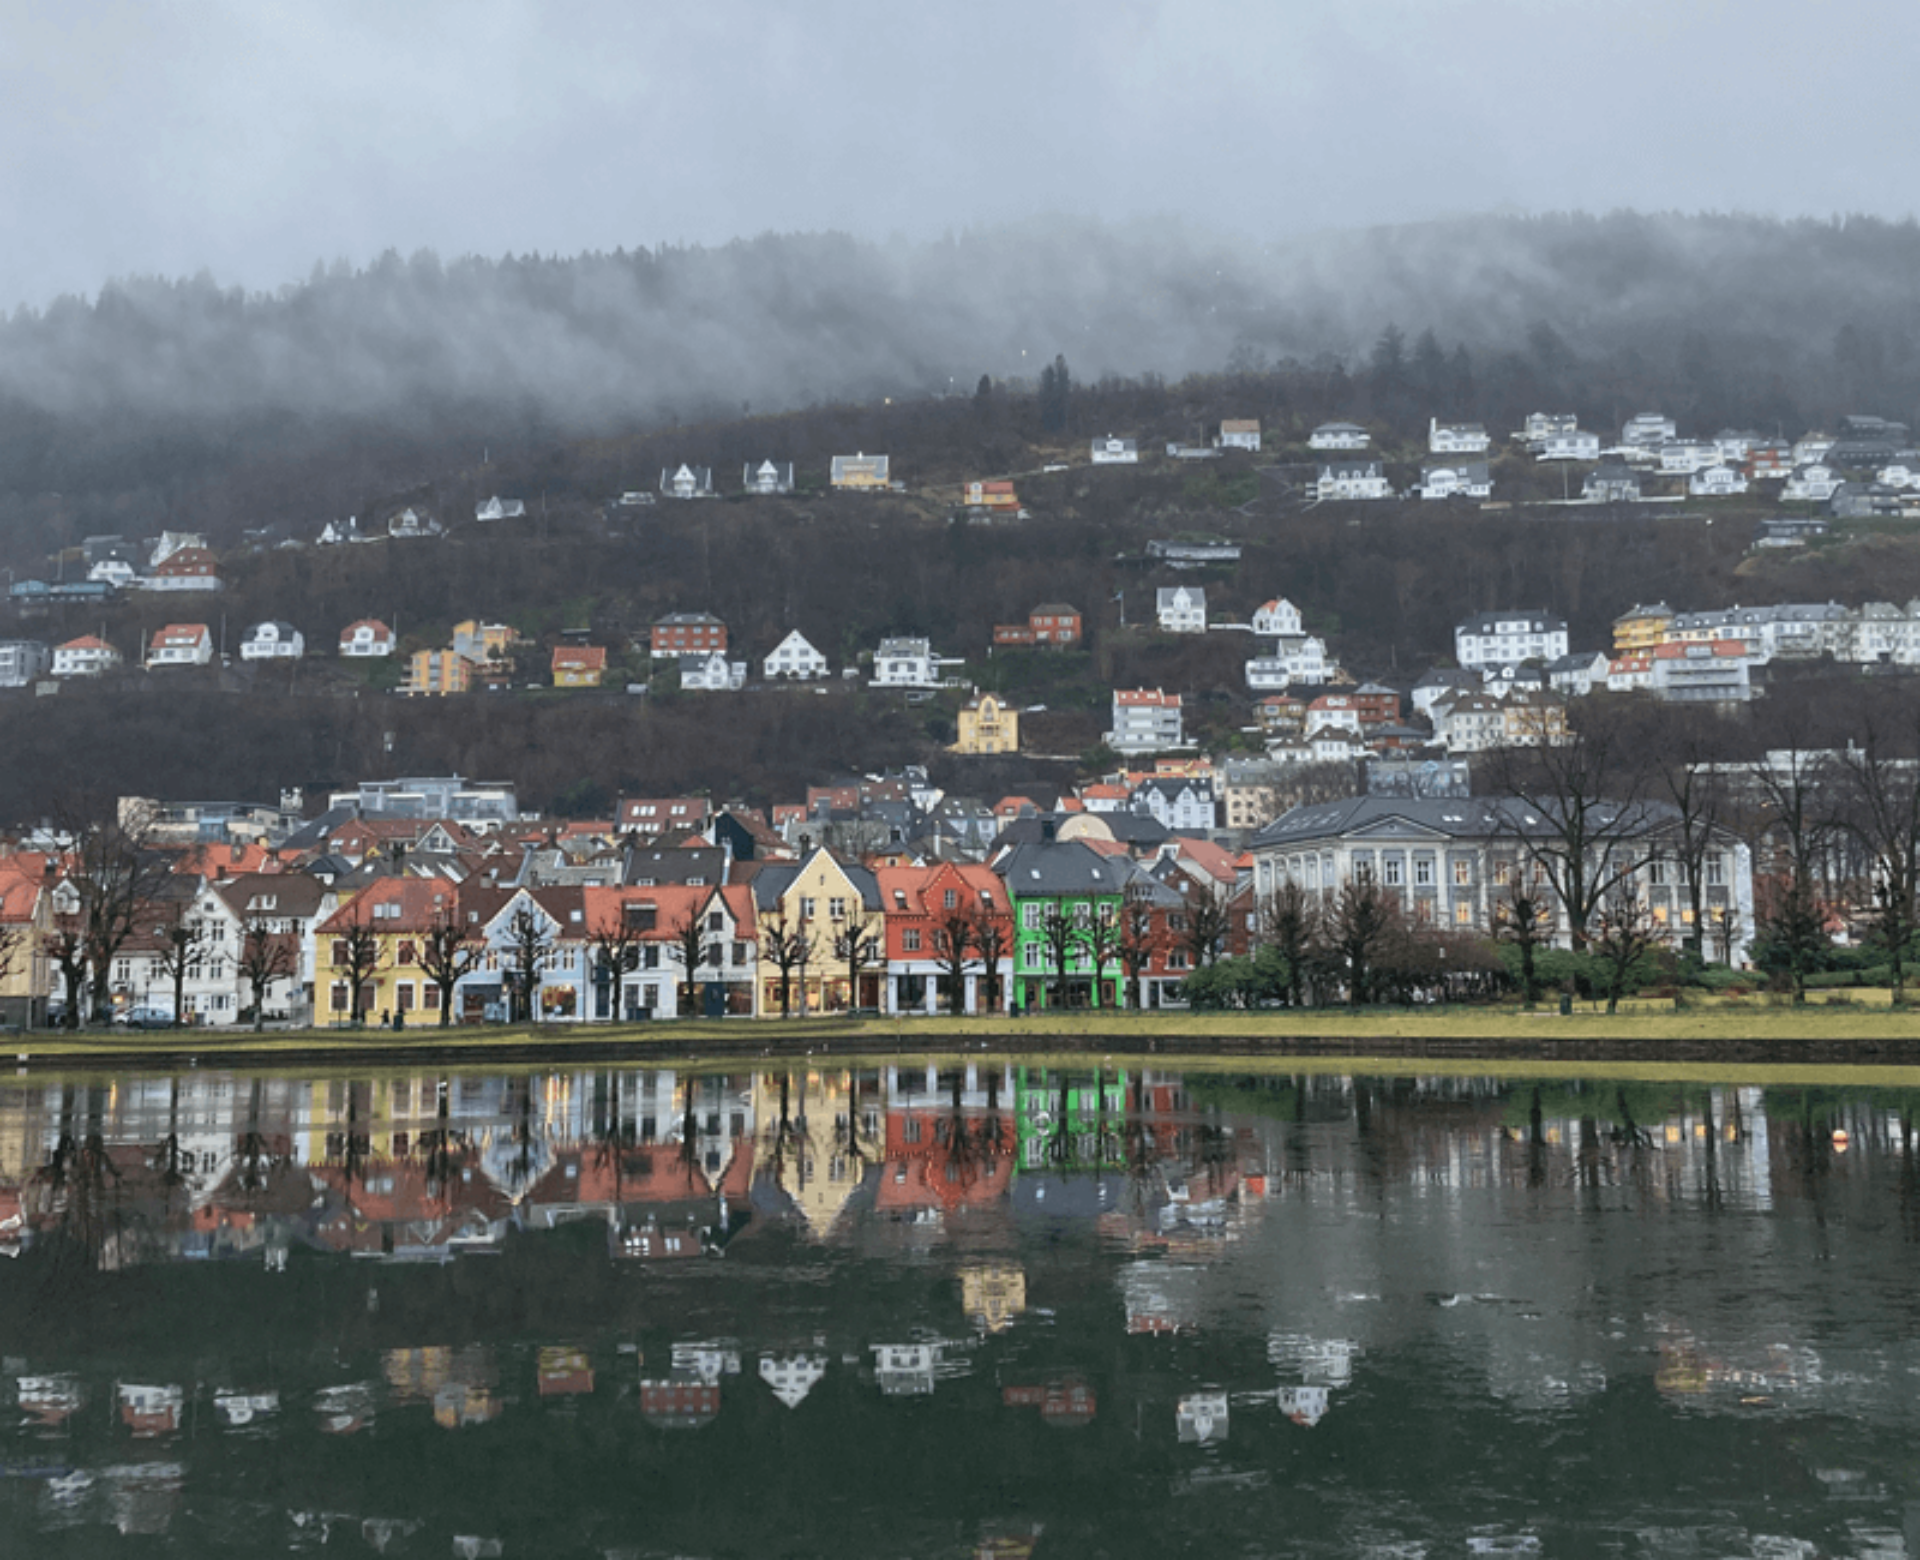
[952,692,1019,755]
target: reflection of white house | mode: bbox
[1177,1392,1229,1443]
[763,630,828,680]
[1156,585,1207,633]
[338,619,395,657]
[1309,422,1370,450]
[759,1354,828,1409]
[1276,1385,1330,1426]
[742,460,795,495]
[678,652,746,691]
[1429,418,1490,454]
[1090,435,1139,465]
[1418,461,1492,500]
[1252,597,1303,636]
[660,464,714,499]
[475,495,526,521]
[239,621,304,660]
[1689,464,1750,497]
[1315,459,1392,500]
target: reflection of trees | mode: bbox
[420,1077,471,1197]
[35,1086,122,1269]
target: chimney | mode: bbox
[1040,819,1056,843]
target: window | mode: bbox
[1383,858,1404,887]
[943,889,957,910]
[424,985,441,1009]
[1454,902,1473,926]
[1413,858,1434,886]
[1706,855,1725,886]
[903,929,922,952]
[800,897,816,919]
[732,941,748,966]
[708,912,724,932]
[398,940,416,965]
[829,897,847,920]
[1022,904,1042,930]
[1493,860,1512,886]
[330,983,349,1012]
[1453,859,1472,886]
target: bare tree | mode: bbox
[834,910,883,1012]
[927,909,976,1015]
[666,903,708,1017]
[964,898,1011,1014]
[1036,903,1085,1011]
[1324,871,1399,1008]
[1081,902,1124,1009]
[51,805,169,1025]
[758,903,813,1019]
[1491,871,1555,1009]
[1117,888,1166,1010]
[330,907,384,1026]
[1835,714,1920,1003]
[1591,889,1661,1014]
[1259,880,1318,1009]
[44,915,87,1030]
[1175,877,1233,971]
[1740,745,1842,1003]
[418,909,482,1027]
[237,915,298,1032]
[1658,746,1730,962]
[587,912,644,1023]
[502,904,553,1023]
[149,901,207,1028]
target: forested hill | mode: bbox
[5,211,1920,564]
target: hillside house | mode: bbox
[871,637,958,688]
[317,517,363,545]
[1308,422,1370,450]
[402,649,471,696]
[1584,462,1642,502]
[1428,418,1491,454]
[239,622,303,660]
[1519,412,1579,445]
[1689,464,1750,497]
[1651,640,1756,705]
[1218,419,1261,451]
[1659,440,1721,474]
[147,623,213,668]
[1622,412,1677,448]
[1455,611,1568,669]
[743,460,795,495]
[993,604,1082,648]
[831,453,891,490]
[1106,689,1184,754]
[551,646,607,688]
[1131,775,1217,832]
[679,652,746,691]
[764,630,829,680]
[1418,460,1492,500]
[953,692,1020,755]
[962,479,1021,511]
[1753,517,1829,549]
[51,635,120,677]
[451,620,521,663]
[1747,440,1793,479]
[0,641,48,687]
[1782,464,1840,503]
[143,546,220,591]
[475,495,527,521]
[1252,598,1303,636]
[1245,634,1331,688]
[1536,428,1601,461]
[338,620,395,657]
[1156,585,1207,633]
[385,508,442,540]
[660,464,715,499]
[1090,435,1139,465]
[651,613,728,656]
[1314,459,1391,501]
[1147,538,1240,567]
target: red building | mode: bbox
[650,613,728,655]
[993,603,1082,649]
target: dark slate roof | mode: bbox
[1250,793,1671,849]
[994,840,1130,896]
[619,845,730,886]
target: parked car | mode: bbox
[115,1006,175,1030]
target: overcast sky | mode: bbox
[3,0,1915,313]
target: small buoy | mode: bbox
[1831,1128,1850,1152]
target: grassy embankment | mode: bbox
[18,990,1920,1074]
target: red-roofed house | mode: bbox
[147,623,213,668]
[338,620,395,657]
[144,545,221,591]
[51,635,121,677]
[552,645,607,688]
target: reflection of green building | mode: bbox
[1015,1067,1128,1170]
[997,840,1128,1011]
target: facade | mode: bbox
[51,635,121,677]
[1252,598,1303,637]
[1454,611,1569,669]
[962,479,1021,510]
[1245,634,1331,688]
[751,849,887,1014]
[1130,777,1217,833]
[996,839,1130,1011]
[1621,413,1678,448]
[953,692,1020,755]
[1090,436,1139,465]
[338,620,395,657]
[660,464,715,499]
[1612,604,1674,654]
[830,453,891,489]
[763,630,829,680]
[1156,585,1207,633]
[872,863,1014,1015]
[651,614,728,656]
[239,622,303,660]
[871,637,953,688]
[1248,795,1755,954]
[1428,418,1491,454]
[1308,422,1370,450]
[143,546,221,591]
[1106,688,1184,754]
[0,640,49,687]
[1418,461,1492,500]
[1583,462,1642,502]
[1650,640,1756,704]
[1536,428,1601,461]
[679,652,746,692]
[1218,419,1261,451]
[147,623,213,668]
[1314,459,1392,500]
[475,495,527,521]
[551,646,607,688]
[402,649,471,696]
[1689,464,1750,497]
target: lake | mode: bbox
[0,1056,1915,1557]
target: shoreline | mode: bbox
[15,1000,1920,1076]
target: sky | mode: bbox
[3,0,1916,313]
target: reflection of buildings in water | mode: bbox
[759,1352,828,1408]
[639,1379,720,1431]
[752,1069,882,1239]
[537,1346,595,1397]
[116,1382,182,1437]
[1122,1261,1206,1335]
[1176,1391,1228,1443]
[314,1383,374,1435]
[871,1340,969,1396]
[1266,1333,1357,1387]
[103,1461,184,1537]
[1003,1379,1096,1429]
[879,1065,1017,1222]
[669,1341,741,1384]
[1275,1384,1330,1426]
[961,1262,1027,1333]
[211,1389,278,1429]
[19,1374,83,1428]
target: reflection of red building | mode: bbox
[879,1103,1017,1215]
[538,1346,594,1397]
[118,1383,183,1437]
[1003,1378,1096,1428]
[640,1380,720,1430]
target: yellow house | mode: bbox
[402,649,471,696]
[551,646,607,688]
[1612,604,1673,655]
[0,859,52,1028]
[830,452,891,490]
[451,621,520,660]
[755,849,884,1014]
[317,879,463,1023]
[753,1069,881,1236]
[953,692,1020,755]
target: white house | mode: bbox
[742,460,795,495]
[1659,440,1721,475]
[1418,461,1492,500]
[1218,419,1261,451]
[1782,463,1840,503]
[385,508,441,540]
[1689,464,1750,497]
[1622,412,1677,448]
[1454,611,1568,669]
[0,641,49,687]
[1246,635,1330,689]
[1252,598,1303,637]
[1156,585,1207,634]
[1536,428,1601,461]
[338,619,395,657]
[1107,688,1184,754]
[763,630,829,680]
[1308,422,1370,450]
[51,635,120,677]
[1314,459,1392,500]
[317,517,363,545]
[1584,462,1642,502]
[239,622,304,660]
[1546,650,1609,697]
[1090,435,1139,465]
[1792,433,1835,466]
[1436,693,1508,753]
[1130,777,1217,832]
[1519,412,1579,445]
[147,623,214,668]
[1429,418,1491,455]
[87,553,139,588]
[661,464,715,499]
[871,637,959,689]
[474,495,527,521]
[679,652,746,691]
